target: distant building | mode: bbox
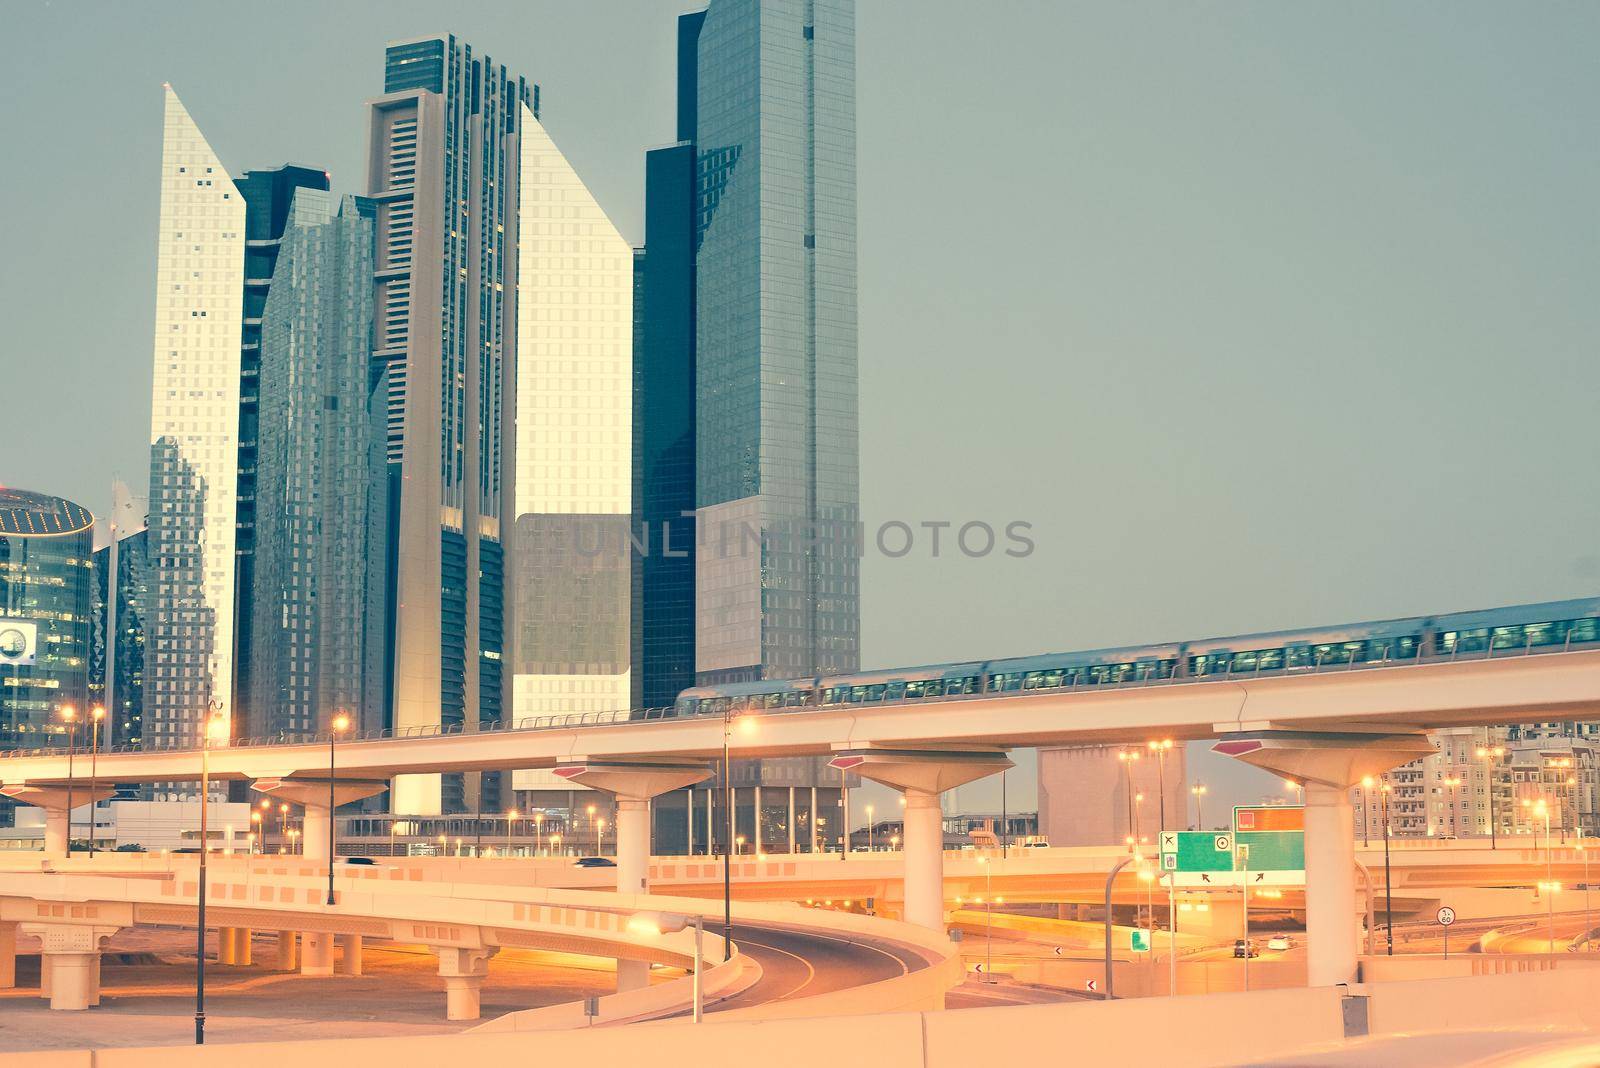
[0,489,94,825]
[1038,744,1191,846]
[250,188,384,739]
[91,522,148,753]
[365,36,538,815]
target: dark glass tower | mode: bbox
[689,0,860,685]
[91,526,148,753]
[251,189,384,741]
[232,164,332,744]
[632,140,699,710]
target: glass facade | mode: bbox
[633,142,699,709]
[145,87,246,766]
[90,527,148,751]
[232,164,330,745]
[251,190,384,740]
[691,0,860,684]
[0,490,94,793]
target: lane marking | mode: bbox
[735,937,818,1000]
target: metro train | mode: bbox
[673,597,1600,718]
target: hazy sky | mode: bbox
[3,1,1597,817]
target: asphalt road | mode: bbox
[700,921,932,1013]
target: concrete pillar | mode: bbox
[435,947,494,1022]
[301,931,334,976]
[235,927,253,967]
[827,747,1014,934]
[616,798,650,895]
[302,808,331,864]
[336,934,363,976]
[1304,782,1358,987]
[274,930,298,971]
[44,952,96,1011]
[617,958,650,992]
[39,954,52,998]
[903,789,945,931]
[0,922,16,989]
[1212,729,1436,987]
[550,760,714,894]
[217,927,237,966]
[44,810,68,857]
[86,954,101,1007]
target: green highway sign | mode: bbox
[1130,928,1151,953]
[1232,830,1304,873]
[1158,831,1234,873]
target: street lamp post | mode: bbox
[196,706,226,1045]
[535,812,544,855]
[1190,783,1207,830]
[1477,746,1505,849]
[720,711,754,961]
[506,808,518,857]
[326,712,350,905]
[1525,798,1555,953]
[866,804,874,852]
[1148,739,1173,839]
[390,820,399,858]
[60,705,77,856]
[1117,750,1140,852]
[279,803,289,854]
[1380,781,1394,954]
[88,706,105,854]
[978,855,994,983]
[1134,792,1144,847]
[1444,776,1461,837]
[598,817,608,856]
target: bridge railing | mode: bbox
[1,635,1590,760]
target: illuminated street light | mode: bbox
[1190,783,1207,830]
[1117,750,1141,852]
[1148,739,1174,838]
[506,808,518,857]
[326,712,350,905]
[88,706,106,854]
[59,705,77,856]
[195,706,228,1045]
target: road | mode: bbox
[701,921,933,1013]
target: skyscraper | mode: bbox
[232,164,331,743]
[637,0,859,690]
[635,1,860,852]
[250,188,383,740]
[144,87,247,766]
[366,38,536,814]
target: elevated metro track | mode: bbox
[2,648,1599,786]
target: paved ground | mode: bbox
[1243,1029,1600,1067]
[0,928,625,1050]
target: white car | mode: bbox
[1266,934,1294,951]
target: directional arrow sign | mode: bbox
[1086,978,1099,993]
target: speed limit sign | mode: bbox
[1436,906,1456,926]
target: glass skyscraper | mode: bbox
[366,37,536,815]
[144,87,248,766]
[232,163,331,744]
[250,188,384,740]
[91,522,148,752]
[636,1,860,852]
[689,0,860,685]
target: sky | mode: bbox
[2,1,1597,819]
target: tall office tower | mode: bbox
[508,107,633,803]
[251,189,383,740]
[231,164,331,744]
[635,3,860,852]
[631,139,698,709]
[144,87,247,772]
[366,38,536,814]
[689,0,860,684]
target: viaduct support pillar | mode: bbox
[1213,728,1436,987]
[337,934,363,976]
[274,931,298,971]
[552,760,714,993]
[0,786,117,858]
[0,921,16,989]
[21,924,115,1011]
[301,932,334,976]
[249,778,388,869]
[435,947,496,1021]
[829,747,1014,934]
